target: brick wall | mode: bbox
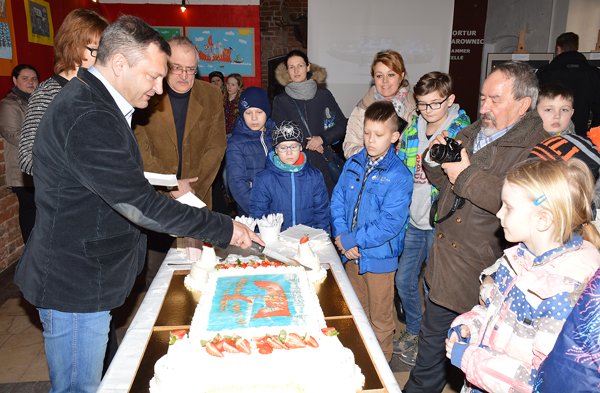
[260,0,308,88]
[0,138,24,273]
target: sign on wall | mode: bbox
[0,0,17,75]
[154,26,182,42]
[186,27,255,77]
[24,0,53,46]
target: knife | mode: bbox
[251,241,312,271]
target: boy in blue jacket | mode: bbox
[249,121,330,233]
[226,87,276,216]
[331,101,413,363]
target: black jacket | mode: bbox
[14,68,233,313]
[272,88,347,196]
[536,51,600,135]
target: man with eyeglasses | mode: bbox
[403,62,549,393]
[133,36,227,288]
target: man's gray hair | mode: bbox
[96,15,171,68]
[490,61,539,111]
[168,36,199,63]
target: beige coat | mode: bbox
[342,85,416,159]
[0,87,33,187]
[132,80,226,209]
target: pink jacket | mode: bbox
[449,237,600,393]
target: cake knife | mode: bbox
[250,241,312,271]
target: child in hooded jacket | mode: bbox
[445,158,600,393]
[249,121,329,233]
[226,87,275,216]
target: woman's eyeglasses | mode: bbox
[86,47,98,58]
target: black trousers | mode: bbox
[144,230,175,289]
[403,298,460,393]
[12,187,36,244]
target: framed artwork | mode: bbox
[154,26,182,42]
[0,0,17,75]
[486,53,554,77]
[186,27,255,77]
[24,0,53,46]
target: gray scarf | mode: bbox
[285,79,317,100]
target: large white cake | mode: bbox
[150,262,364,393]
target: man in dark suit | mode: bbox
[537,32,600,136]
[14,16,260,393]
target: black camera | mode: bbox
[430,137,463,163]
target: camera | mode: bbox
[430,137,463,163]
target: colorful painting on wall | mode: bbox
[0,0,17,75]
[24,0,53,46]
[155,26,182,42]
[186,27,255,77]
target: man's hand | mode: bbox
[441,148,470,184]
[306,136,324,153]
[230,220,264,249]
[170,177,198,199]
[344,246,361,260]
[429,130,450,151]
[445,325,471,359]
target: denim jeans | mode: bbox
[395,223,433,335]
[38,308,111,393]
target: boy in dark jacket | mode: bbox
[331,101,413,363]
[249,121,330,233]
[226,87,275,216]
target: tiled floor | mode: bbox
[0,261,461,392]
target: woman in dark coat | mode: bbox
[271,50,347,196]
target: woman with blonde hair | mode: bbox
[223,73,244,135]
[18,8,109,175]
[343,50,417,159]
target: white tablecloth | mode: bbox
[97,241,401,393]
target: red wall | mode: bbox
[0,1,261,95]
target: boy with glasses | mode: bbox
[393,71,470,367]
[249,121,330,233]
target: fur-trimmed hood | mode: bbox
[275,62,327,86]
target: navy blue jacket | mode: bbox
[249,151,330,233]
[14,68,233,313]
[225,116,275,216]
[330,145,413,274]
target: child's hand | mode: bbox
[345,246,361,260]
[334,235,346,253]
[445,325,471,359]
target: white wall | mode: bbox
[566,0,600,51]
[307,0,454,117]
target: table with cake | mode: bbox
[97,224,401,393]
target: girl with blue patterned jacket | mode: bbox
[445,159,600,393]
[393,72,470,366]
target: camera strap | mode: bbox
[429,195,465,227]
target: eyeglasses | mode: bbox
[276,144,302,153]
[86,47,98,58]
[417,96,450,111]
[168,64,198,75]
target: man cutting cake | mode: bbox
[13,15,261,393]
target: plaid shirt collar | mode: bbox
[473,121,517,153]
[366,151,387,172]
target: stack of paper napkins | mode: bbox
[279,224,330,250]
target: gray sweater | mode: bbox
[18,76,67,175]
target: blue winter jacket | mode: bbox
[225,117,275,216]
[249,151,330,233]
[330,145,413,274]
[533,266,600,393]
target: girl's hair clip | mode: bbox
[533,194,547,206]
